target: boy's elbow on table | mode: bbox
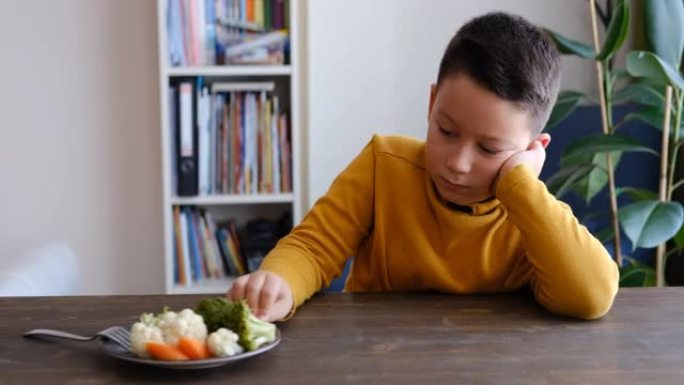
[539,280,619,320]
[570,291,616,320]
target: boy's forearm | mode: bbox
[496,165,619,319]
[259,138,378,313]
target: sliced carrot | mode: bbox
[178,337,211,360]
[145,341,189,361]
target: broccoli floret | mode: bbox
[195,297,233,333]
[228,300,277,351]
[195,298,277,351]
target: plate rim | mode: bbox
[101,328,281,369]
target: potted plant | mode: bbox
[543,0,684,286]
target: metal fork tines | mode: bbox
[24,326,131,351]
[98,326,131,349]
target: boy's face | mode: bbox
[425,74,541,206]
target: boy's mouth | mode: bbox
[439,177,469,191]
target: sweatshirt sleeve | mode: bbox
[259,137,376,311]
[496,164,619,320]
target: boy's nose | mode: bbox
[445,150,472,174]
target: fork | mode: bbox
[24,326,131,351]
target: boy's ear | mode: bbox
[428,84,437,122]
[536,133,551,149]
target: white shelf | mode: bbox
[169,277,236,295]
[166,65,292,77]
[158,0,302,295]
[171,193,295,205]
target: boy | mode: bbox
[228,12,619,321]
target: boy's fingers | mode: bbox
[244,272,267,313]
[228,275,249,301]
[257,274,281,318]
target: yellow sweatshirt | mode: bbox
[261,135,619,319]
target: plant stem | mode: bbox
[605,67,614,128]
[667,90,683,201]
[590,0,622,267]
[657,86,674,287]
[660,87,673,201]
[671,169,684,194]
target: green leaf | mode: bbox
[596,0,630,61]
[619,200,684,249]
[561,134,658,165]
[594,226,615,244]
[570,153,618,204]
[616,186,659,201]
[674,223,684,249]
[613,83,665,108]
[545,164,595,199]
[544,91,585,131]
[611,69,631,84]
[644,0,684,70]
[545,29,595,59]
[621,106,670,130]
[619,261,656,287]
[626,51,684,90]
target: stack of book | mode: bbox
[169,79,292,197]
[173,206,247,284]
[167,0,290,66]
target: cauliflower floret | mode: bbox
[207,328,244,357]
[156,308,207,345]
[130,313,164,358]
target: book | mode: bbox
[198,85,211,195]
[168,0,290,66]
[224,31,287,58]
[173,206,187,284]
[167,0,186,66]
[216,229,237,276]
[176,81,199,196]
[271,96,281,193]
[179,208,194,283]
[198,212,220,278]
[188,209,207,280]
[204,212,228,276]
[173,83,290,197]
[228,220,247,274]
[169,86,178,195]
[274,0,284,30]
[255,0,264,28]
[203,0,217,68]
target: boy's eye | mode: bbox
[438,127,456,137]
[479,145,501,155]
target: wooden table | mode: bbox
[2,288,683,384]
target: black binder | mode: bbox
[175,80,198,196]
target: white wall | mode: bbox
[0,0,163,294]
[0,0,606,295]
[307,0,598,206]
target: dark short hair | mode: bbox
[437,12,561,133]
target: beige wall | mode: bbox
[0,0,163,294]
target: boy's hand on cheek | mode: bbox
[494,134,550,191]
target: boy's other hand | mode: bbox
[495,133,551,191]
[227,271,294,322]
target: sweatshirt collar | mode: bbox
[423,167,501,216]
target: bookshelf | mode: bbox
[156,0,302,295]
